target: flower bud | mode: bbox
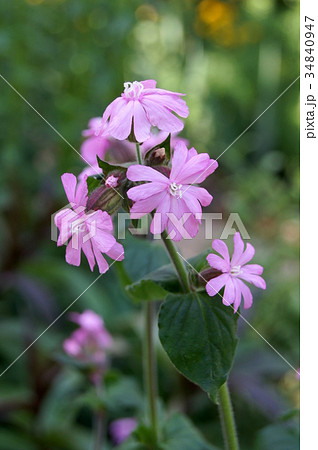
[145,146,166,166]
[190,266,223,289]
[87,185,122,215]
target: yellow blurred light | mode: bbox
[198,0,234,26]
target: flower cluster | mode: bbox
[63,310,113,382]
[55,79,266,311]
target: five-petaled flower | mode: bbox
[205,232,266,312]
[126,141,218,241]
[54,173,124,273]
[98,80,189,143]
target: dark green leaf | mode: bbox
[158,292,238,402]
[97,156,130,177]
[254,422,300,450]
[125,251,209,302]
[86,176,102,195]
[159,413,219,450]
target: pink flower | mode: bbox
[81,117,110,166]
[63,310,112,374]
[98,80,189,143]
[205,232,266,313]
[54,173,124,273]
[109,418,137,445]
[126,141,218,241]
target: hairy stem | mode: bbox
[218,382,240,450]
[143,302,158,442]
[161,230,191,292]
[135,142,158,442]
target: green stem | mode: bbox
[143,302,158,442]
[93,383,106,450]
[161,230,191,292]
[136,142,142,164]
[218,382,239,450]
[135,142,158,442]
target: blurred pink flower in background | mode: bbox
[109,417,138,445]
[81,117,110,166]
[206,232,266,312]
[63,310,113,380]
[127,141,218,241]
[54,173,124,273]
[98,80,189,142]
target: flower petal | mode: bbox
[238,269,266,289]
[80,136,109,166]
[141,98,185,133]
[150,192,170,234]
[238,242,255,266]
[107,100,134,140]
[141,79,157,89]
[170,141,188,181]
[207,253,230,272]
[143,93,189,117]
[243,264,264,275]
[92,241,109,274]
[75,176,88,207]
[130,190,167,219]
[127,182,167,202]
[186,186,213,207]
[133,101,152,143]
[236,278,253,309]
[82,239,95,271]
[205,273,229,297]
[106,242,125,261]
[212,239,230,265]
[65,234,82,267]
[223,277,235,306]
[127,165,169,184]
[61,173,77,204]
[175,153,218,185]
[231,232,244,267]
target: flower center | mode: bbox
[230,265,241,277]
[123,81,144,99]
[169,182,183,198]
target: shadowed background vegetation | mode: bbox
[0,0,299,449]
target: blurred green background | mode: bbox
[0,0,299,449]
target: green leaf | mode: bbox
[158,291,238,402]
[254,422,300,450]
[125,251,209,302]
[126,265,181,302]
[97,156,130,177]
[86,175,102,195]
[159,413,219,450]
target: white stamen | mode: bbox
[230,265,241,276]
[169,182,183,198]
[123,81,144,99]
